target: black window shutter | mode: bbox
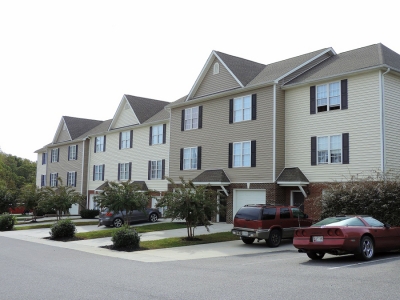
[56,173,58,187]
[342,133,349,164]
[180,148,183,170]
[42,153,45,165]
[197,146,202,170]
[181,110,185,131]
[341,79,348,110]
[94,137,97,153]
[74,172,77,187]
[68,146,70,161]
[251,140,256,167]
[57,149,59,162]
[148,161,151,180]
[251,94,257,120]
[162,159,165,179]
[130,130,133,148]
[93,166,95,181]
[228,143,233,168]
[198,106,203,129]
[163,124,167,144]
[102,164,105,181]
[129,162,132,180]
[149,126,153,145]
[310,86,316,114]
[76,145,78,160]
[229,99,233,123]
[119,132,122,149]
[103,135,106,151]
[67,172,69,185]
[311,136,317,166]
[118,163,120,181]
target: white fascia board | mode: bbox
[192,182,230,186]
[213,52,244,88]
[52,117,71,144]
[277,181,309,186]
[108,95,127,131]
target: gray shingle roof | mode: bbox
[276,167,309,183]
[63,116,104,140]
[124,95,169,123]
[143,108,169,124]
[77,119,113,139]
[192,169,230,183]
[286,43,400,86]
[131,181,148,191]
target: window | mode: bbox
[233,141,251,167]
[68,145,77,160]
[50,173,58,187]
[41,175,46,187]
[120,131,131,149]
[280,208,290,219]
[184,107,199,130]
[152,125,163,145]
[317,135,342,164]
[213,62,219,75]
[94,165,104,181]
[118,163,130,181]
[51,148,59,163]
[151,160,162,179]
[316,81,340,112]
[183,147,197,170]
[291,208,305,218]
[262,208,276,220]
[234,95,251,122]
[95,136,105,152]
[42,153,47,165]
[67,172,76,187]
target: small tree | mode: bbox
[156,177,219,239]
[0,183,17,214]
[19,184,42,221]
[40,178,85,220]
[95,180,150,225]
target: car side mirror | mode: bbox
[384,223,391,228]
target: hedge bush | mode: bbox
[50,219,76,239]
[36,208,57,216]
[80,209,100,219]
[321,172,400,226]
[0,214,16,231]
[111,225,140,250]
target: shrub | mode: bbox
[0,214,16,231]
[50,219,76,239]
[36,208,57,216]
[80,209,100,219]
[111,225,140,250]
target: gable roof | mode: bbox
[276,167,309,184]
[285,43,400,86]
[52,116,103,143]
[192,169,230,184]
[124,95,169,124]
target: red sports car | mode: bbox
[293,215,400,261]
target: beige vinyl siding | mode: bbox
[285,71,381,182]
[35,152,47,187]
[56,127,70,143]
[88,123,169,192]
[170,87,274,183]
[275,87,285,178]
[193,58,241,99]
[384,73,400,173]
[113,105,139,129]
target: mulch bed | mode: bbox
[100,245,148,252]
[43,236,85,242]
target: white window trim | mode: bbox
[152,125,163,145]
[119,163,130,180]
[121,131,130,149]
[183,147,197,170]
[316,81,341,112]
[151,160,162,179]
[233,141,251,167]
[213,62,219,75]
[184,107,199,131]
[96,136,104,152]
[233,95,252,123]
[69,145,77,160]
[50,173,57,187]
[51,149,58,163]
[317,134,342,165]
[94,165,104,181]
[67,172,76,187]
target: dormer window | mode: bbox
[213,62,219,75]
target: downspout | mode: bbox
[380,68,390,173]
[81,139,85,195]
[272,82,277,182]
[86,137,91,209]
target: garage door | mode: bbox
[233,190,266,218]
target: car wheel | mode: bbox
[307,251,325,260]
[149,213,158,223]
[241,237,255,244]
[113,218,123,228]
[356,236,374,261]
[267,229,281,247]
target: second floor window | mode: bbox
[120,131,132,149]
[318,135,342,164]
[51,148,59,163]
[50,173,58,187]
[234,95,251,122]
[67,171,76,187]
[233,141,251,167]
[95,136,105,152]
[317,82,340,112]
[94,165,105,181]
[183,147,197,170]
[151,160,162,179]
[118,163,130,181]
[42,153,47,165]
[185,107,199,130]
[152,125,163,145]
[68,145,77,160]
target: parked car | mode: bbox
[98,208,161,228]
[231,204,313,247]
[293,215,400,261]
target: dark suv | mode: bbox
[231,204,313,247]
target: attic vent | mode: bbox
[124,103,130,110]
[213,62,219,75]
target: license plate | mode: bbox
[241,231,248,237]
[313,236,323,242]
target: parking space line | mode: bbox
[328,257,399,270]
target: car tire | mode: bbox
[149,213,158,223]
[267,229,281,247]
[356,235,374,261]
[241,237,255,244]
[113,218,123,228]
[307,251,325,260]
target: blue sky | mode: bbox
[1,0,399,161]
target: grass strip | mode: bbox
[140,232,239,250]
[75,222,187,239]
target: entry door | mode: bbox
[292,191,305,210]
[217,192,227,223]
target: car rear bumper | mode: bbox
[231,227,271,239]
[293,237,358,253]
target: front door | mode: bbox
[292,191,305,210]
[217,193,227,222]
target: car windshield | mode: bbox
[235,207,261,220]
[312,216,365,227]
